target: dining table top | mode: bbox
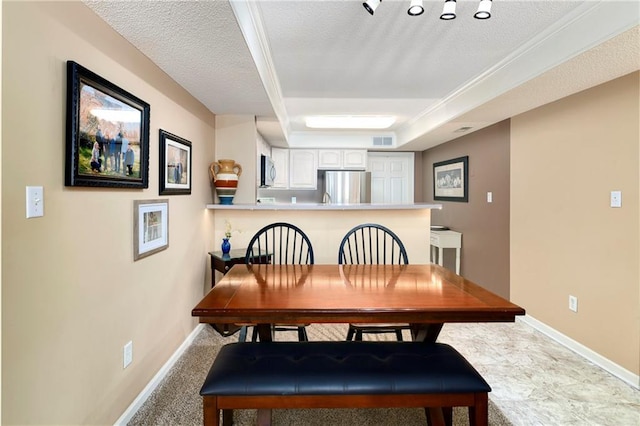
[192,264,525,326]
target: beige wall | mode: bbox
[214,115,258,204]
[2,2,216,424]
[511,72,639,374]
[421,121,511,298]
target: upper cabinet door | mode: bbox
[271,147,289,188]
[342,150,367,169]
[318,149,367,170]
[318,150,342,169]
[289,149,318,189]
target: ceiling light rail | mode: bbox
[363,0,492,20]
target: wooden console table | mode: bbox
[209,249,271,286]
[430,229,462,274]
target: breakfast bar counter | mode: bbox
[206,202,441,211]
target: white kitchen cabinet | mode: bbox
[289,149,318,189]
[342,150,367,169]
[318,150,342,169]
[270,147,289,188]
[318,149,367,170]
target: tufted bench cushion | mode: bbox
[200,341,491,426]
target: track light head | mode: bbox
[440,0,457,20]
[474,0,492,19]
[363,0,381,16]
[408,0,424,16]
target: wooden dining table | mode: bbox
[192,263,525,342]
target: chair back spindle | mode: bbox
[339,224,408,265]
[246,222,314,265]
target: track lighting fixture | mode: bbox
[363,0,381,16]
[408,0,424,16]
[474,0,492,19]
[440,0,457,20]
[364,0,492,19]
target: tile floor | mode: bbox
[437,320,640,425]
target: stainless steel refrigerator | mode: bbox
[323,171,371,204]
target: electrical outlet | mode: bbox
[123,341,133,369]
[569,295,578,313]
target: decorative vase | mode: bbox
[221,238,231,255]
[210,159,243,205]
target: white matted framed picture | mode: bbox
[433,156,469,202]
[134,199,169,260]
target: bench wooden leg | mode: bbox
[257,408,272,426]
[443,407,453,426]
[425,407,446,426]
[469,393,488,426]
[203,397,219,426]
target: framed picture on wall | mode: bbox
[65,60,150,188]
[433,156,469,202]
[134,199,169,261]
[159,129,192,195]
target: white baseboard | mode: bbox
[519,315,639,389]
[114,324,206,425]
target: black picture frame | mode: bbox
[433,156,469,202]
[159,129,192,195]
[65,61,150,188]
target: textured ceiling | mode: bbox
[84,0,639,151]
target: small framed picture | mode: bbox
[433,156,469,202]
[134,199,169,261]
[65,61,150,188]
[159,129,192,195]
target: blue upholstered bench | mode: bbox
[200,341,491,426]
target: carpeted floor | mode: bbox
[128,323,512,425]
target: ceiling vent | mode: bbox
[372,136,393,147]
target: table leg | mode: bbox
[256,323,274,342]
[455,248,461,275]
[410,323,444,343]
[438,247,444,267]
[430,245,436,264]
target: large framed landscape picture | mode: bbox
[65,61,150,188]
[433,156,469,202]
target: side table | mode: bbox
[209,249,251,284]
[208,249,272,286]
[430,229,462,274]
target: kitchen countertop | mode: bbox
[206,203,442,211]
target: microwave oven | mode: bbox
[260,155,276,187]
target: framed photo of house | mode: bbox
[134,199,169,261]
[433,156,469,202]
[159,129,192,195]
[65,60,150,188]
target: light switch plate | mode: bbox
[26,186,44,218]
[610,191,622,208]
[487,192,493,203]
[123,341,133,369]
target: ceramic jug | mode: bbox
[210,160,243,205]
